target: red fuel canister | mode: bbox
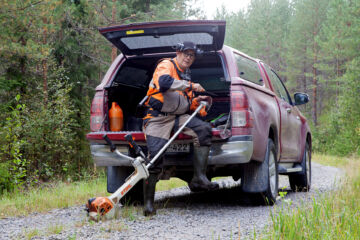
[109,102,123,131]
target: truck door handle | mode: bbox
[286,108,292,113]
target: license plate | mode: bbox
[166,143,190,153]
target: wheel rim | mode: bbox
[306,149,311,186]
[269,150,277,198]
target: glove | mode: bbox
[191,83,205,92]
[190,96,213,117]
[195,95,212,110]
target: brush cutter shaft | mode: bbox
[147,101,207,168]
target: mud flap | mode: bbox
[241,160,269,193]
[107,166,131,193]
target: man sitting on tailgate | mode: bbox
[142,41,219,216]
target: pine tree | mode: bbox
[241,0,291,75]
[317,0,360,106]
[284,0,311,99]
[213,6,248,53]
[284,0,329,125]
[245,0,274,61]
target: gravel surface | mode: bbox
[0,162,343,240]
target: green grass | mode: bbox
[47,224,64,235]
[20,224,66,239]
[0,171,189,218]
[0,176,107,218]
[156,177,187,191]
[24,228,40,240]
[258,154,360,240]
[312,152,351,167]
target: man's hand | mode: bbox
[195,95,212,110]
[192,83,205,92]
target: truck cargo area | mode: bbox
[105,52,231,134]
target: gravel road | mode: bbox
[0,162,343,240]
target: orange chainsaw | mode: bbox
[86,101,208,221]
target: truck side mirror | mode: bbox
[294,92,309,105]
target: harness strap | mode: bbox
[147,58,192,98]
[145,58,193,115]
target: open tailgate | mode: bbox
[99,20,226,56]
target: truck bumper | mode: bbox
[209,136,253,165]
[90,135,253,167]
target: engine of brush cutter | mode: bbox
[86,197,114,218]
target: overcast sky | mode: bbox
[197,0,251,19]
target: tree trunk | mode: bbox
[312,33,318,126]
[42,17,48,103]
[19,36,27,94]
[336,44,340,106]
[302,46,307,92]
[111,0,117,62]
[302,45,307,112]
[146,0,150,12]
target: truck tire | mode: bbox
[289,143,311,192]
[241,138,278,205]
[262,138,278,205]
[107,166,144,205]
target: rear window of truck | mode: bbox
[234,53,263,86]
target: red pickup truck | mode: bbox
[86,20,311,204]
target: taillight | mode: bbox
[90,91,106,132]
[231,91,253,128]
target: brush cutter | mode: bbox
[86,101,208,220]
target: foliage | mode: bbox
[0,95,27,193]
[0,0,202,192]
[21,68,81,179]
[314,58,360,156]
[0,66,85,183]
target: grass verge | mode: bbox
[312,152,352,167]
[156,178,187,191]
[259,154,360,240]
[0,176,107,218]
[0,172,188,218]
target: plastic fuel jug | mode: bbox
[109,102,123,131]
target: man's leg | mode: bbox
[178,115,219,192]
[143,115,175,216]
[143,135,167,216]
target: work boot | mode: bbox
[189,146,219,192]
[143,173,158,216]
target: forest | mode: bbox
[0,0,359,193]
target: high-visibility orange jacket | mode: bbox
[143,58,207,123]
[146,58,192,113]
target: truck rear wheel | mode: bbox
[262,138,278,205]
[289,143,311,192]
[241,138,278,205]
[107,166,144,205]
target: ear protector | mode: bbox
[175,43,185,51]
[175,43,203,56]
